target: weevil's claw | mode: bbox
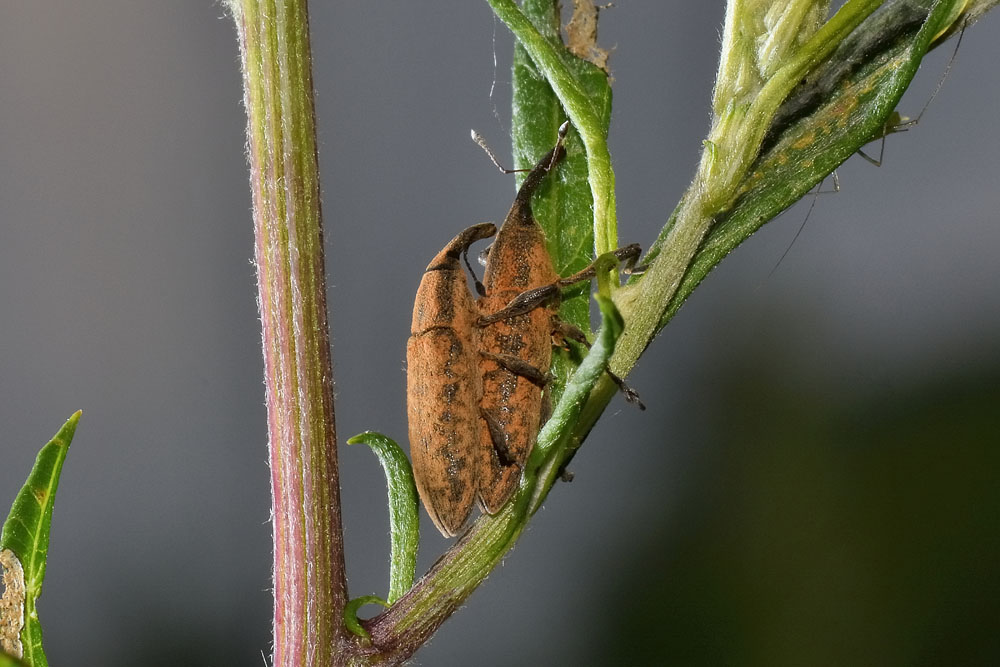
[622,386,646,411]
[606,368,645,410]
[624,262,649,276]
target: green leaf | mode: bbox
[512,0,612,283]
[343,594,388,642]
[650,0,969,328]
[1,412,80,667]
[0,653,28,667]
[346,431,418,604]
[502,0,614,406]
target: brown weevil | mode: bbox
[475,123,641,513]
[408,123,641,536]
[406,222,497,537]
[474,137,567,512]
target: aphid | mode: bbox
[407,222,497,537]
[772,25,965,273]
[858,22,965,166]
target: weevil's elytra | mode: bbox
[407,222,497,537]
[476,142,565,513]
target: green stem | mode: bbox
[356,264,626,664]
[227,1,348,663]
[356,500,528,664]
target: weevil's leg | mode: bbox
[477,284,561,326]
[477,243,643,327]
[625,249,652,276]
[540,386,553,424]
[553,320,590,349]
[556,243,643,286]
[555,321,646,410]
[607,373,645,410]
[480,408,521,467]
[480,350,550,387]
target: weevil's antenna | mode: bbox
[546,121,570,171]
[463,243,487,297]
[471,129,526,174]
[472,120,570,175]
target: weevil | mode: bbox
[408,124,640,536]
[475,124,640,513]
[406,222,497,537]
[474,136,567,512]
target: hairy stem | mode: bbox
[228,1,348,664]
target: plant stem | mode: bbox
[228,1,348,664]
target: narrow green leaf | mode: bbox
[1,412,80,667]
[346,431,418,603]
[650,0,968,328]
[512,0,611,280]
[343,595,388,641]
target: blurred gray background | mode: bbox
[2,3,999,665]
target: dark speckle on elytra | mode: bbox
[440,382,459,404]
[498,373,517,403]
[496,331,526,355]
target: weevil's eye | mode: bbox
[478,245,492,267]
